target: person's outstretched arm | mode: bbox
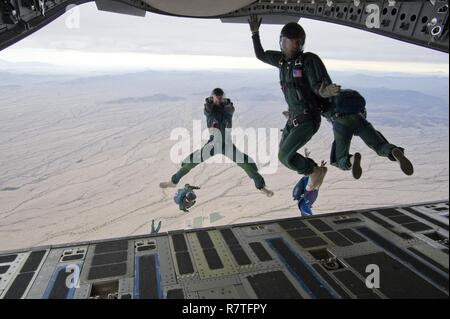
[249,15,282,67]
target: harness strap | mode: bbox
[279,54,330,115]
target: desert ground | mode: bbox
[0,70,448,251]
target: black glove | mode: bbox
[248,14,262,34]
[224,101,235,114]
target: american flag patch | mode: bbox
[293,69,302,78]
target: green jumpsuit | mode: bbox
[252,33,330,175]
[171,98,266,189]
[323,109,401,171]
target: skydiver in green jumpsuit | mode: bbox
[249,15,340,191]
[160,88,274,197]
[323,90,414,179]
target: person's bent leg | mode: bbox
[278,120,327,190]
[277,124,296,171]
[332,118,362,179]
[358,120,396,159]
[358,118,413,175]
[333,128,353,171]
[277,120,317,175]
[227,143,267,190]
[171,142,215,184]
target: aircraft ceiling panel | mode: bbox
[0,0,448,55]
[96,0,146,17]
[143,0,256,17]
[221,15,300,25]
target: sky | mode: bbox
[0,2,448,75]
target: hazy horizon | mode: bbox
[0,2,448,76]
